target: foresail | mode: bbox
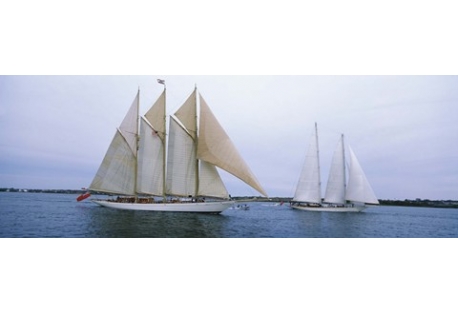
[198,160,229,199]
[89,130,136,195]
[89,93,139,195]
[197,95,267,197]
[166,116,197,196]
[324,136,346,204]
[346,147,379,205]
[293,130,321,203]
[137,118,164,195]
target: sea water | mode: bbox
[1,192,457,238]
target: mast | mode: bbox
[162,82,167,202]
[195,84,200,197]
[341,134,347,201]
[315,122,321,203]
[134,87,140,201]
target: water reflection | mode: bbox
[85,207,228,238]
[288,208,369,237]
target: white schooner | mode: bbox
[86,81,267,213]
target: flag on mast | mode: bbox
[157,79,165,85]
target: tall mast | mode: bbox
[315,122,322,203]
[162,82,167,202]
[341,134,347,200]
[194,85,200,197]
[134,87,140,201]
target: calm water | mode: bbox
[1,192,457,238]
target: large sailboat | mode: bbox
[86,81,267,213]
[291,123,379,212]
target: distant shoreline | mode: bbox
[0,188,103,195]
[1,188,457,209]
[378,199,458,209]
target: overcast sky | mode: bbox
[2,1,458,200]
[1,75,457,200]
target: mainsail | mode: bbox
[166,115,198,196]
[139,90,166,196]
[293,123,321,203]
[137,117,164,195]
[324,135,346,205]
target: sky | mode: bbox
[1,1,458,200]
[1,75,457,200]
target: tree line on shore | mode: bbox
[1,188,457,208]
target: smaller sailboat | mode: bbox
[291,123,379,212]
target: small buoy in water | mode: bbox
[76,192,91,202]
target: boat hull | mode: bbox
[291,204,366,212]
[92,200,235,213]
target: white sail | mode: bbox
[137,118,164,195]
[197,95,267,197]
[175,89,197,139]
[89,130,136,195]
[144,90,166,140]
[166,116,197,196]
[293,125,321,203]
[346,147,379,205]
[138,91,166,196]
[198,160,229,199]
[119,92,139,156]
[89,93,139,195]
[324,135,346,205]
[165,91,197,197]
